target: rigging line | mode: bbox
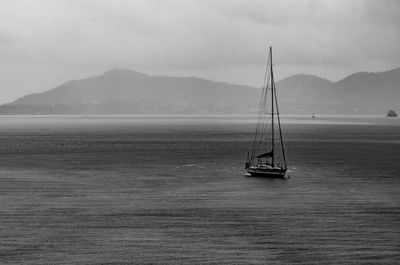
[254,52,272,164]
[251,72,267,147]
[260,53,272,151]
[250,92,263,160]
[255,73,270,160]
[250,49,271,164]
[250,83,266,162]
[273,79,287,166]
[255,87,271,164]
[254,96,267,162]
[260,87,270,149]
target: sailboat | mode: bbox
[245,46,288,178]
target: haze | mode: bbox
[0,0,399,104]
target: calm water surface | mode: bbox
[0,116,399,264]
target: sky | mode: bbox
[0,0,399,104]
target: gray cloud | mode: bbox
[0,35,11,44]
[0,0,399,103]
[0,29,17,44]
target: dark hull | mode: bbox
[246,168,287,178]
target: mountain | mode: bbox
[275,68,400,114]
[1,68,399,114]
[276,74,334,104]
[13,69,258,107]
[333,68,400,111]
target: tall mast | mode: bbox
[270,46,275,167]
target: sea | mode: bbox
[0,115,399,264]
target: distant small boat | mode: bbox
[312,113,315,119]
[245,46,288,179]
[387,110,398,117]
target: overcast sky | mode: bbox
[0,0,399,103]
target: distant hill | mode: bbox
[279,68,400,113]
[1,68,399,114]
[333,68,400,112]
[13,69,258,106]
[276,74,334,104]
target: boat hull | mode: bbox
[246,167,287,178]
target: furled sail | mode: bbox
[257,150,273,158]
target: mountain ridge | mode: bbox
[3,67,400,114]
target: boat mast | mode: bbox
[270,46,275,167]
